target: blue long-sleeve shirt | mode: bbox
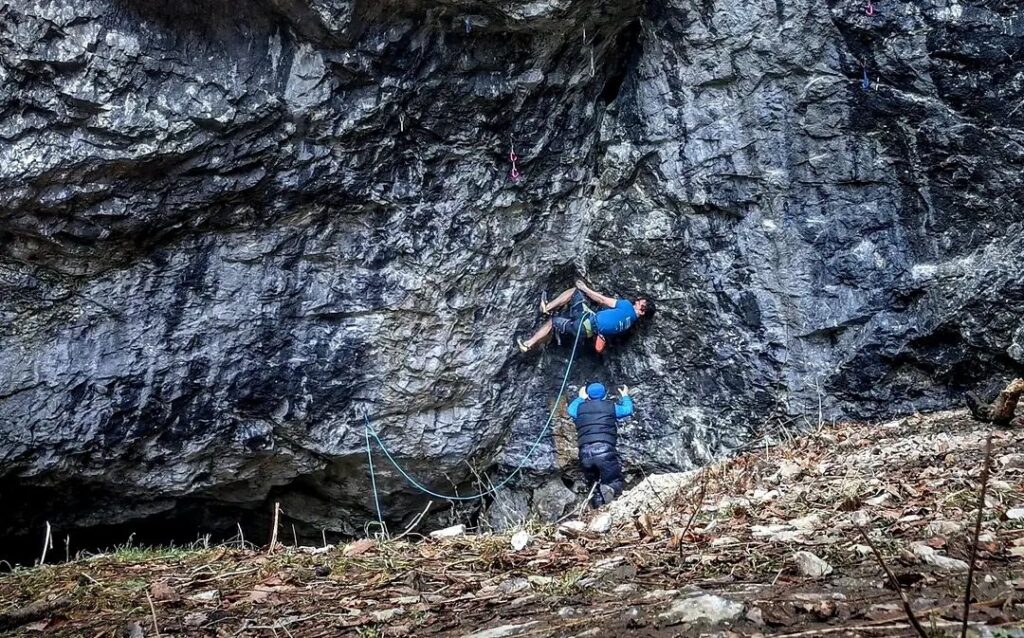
[567,395,634,420]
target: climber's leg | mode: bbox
[518,319,554,352]
[594,449,625,498]
[580,442,623,507]
[541,286,578,314]
[518,291,592,352]
[579,454,603,508]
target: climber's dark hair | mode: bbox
[637,298,655,320]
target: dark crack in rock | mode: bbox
[0,0,1022,557]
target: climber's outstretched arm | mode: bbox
[575,279,616,309]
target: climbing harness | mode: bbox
[861,66,871,91]
[578,304,597,339]
[362,319,585,519]
[865,0,875,16]
[509,141,521,181]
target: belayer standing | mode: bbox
[567,382,633,507]
[517,279,654,353]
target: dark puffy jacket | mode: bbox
[574,399,617,447]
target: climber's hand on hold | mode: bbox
[578,386,588,399]
[618,385,630,397]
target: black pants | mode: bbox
[552,290,594,338]
[579,442,624,507]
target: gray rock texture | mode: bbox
[0,0,1022,554]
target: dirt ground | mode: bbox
[3,410,1024,637]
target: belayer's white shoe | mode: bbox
[517,338,530,353]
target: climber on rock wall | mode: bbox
[567,382,632,508]
[517,279,654,353]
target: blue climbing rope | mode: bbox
[364,423,387,535]
[363,318,585,504]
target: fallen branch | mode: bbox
[961,432,993,638]
[144,589,161,638]
[990,378,1024,425]
[855,524,928,638]
[0,596,70,631]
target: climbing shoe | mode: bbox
[517,338,530,353]
[599,484,616,506]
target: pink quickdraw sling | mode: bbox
[865,0,876,16]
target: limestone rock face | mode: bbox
[1,0,1022,553]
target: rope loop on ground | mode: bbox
[363,318,585,520]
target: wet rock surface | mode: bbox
[0,0,1022,553]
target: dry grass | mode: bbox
[2,410,1024,637]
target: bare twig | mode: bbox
[144,589,161,638]
[856,525,928,638]
[463,459,490,517]
[558,483,597,524]
[268,502,281,556]
[392,501,434,542]
[771,566,786,586]
[961,432,993,638]
[678,469,709,556]
[39,522,53,566]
